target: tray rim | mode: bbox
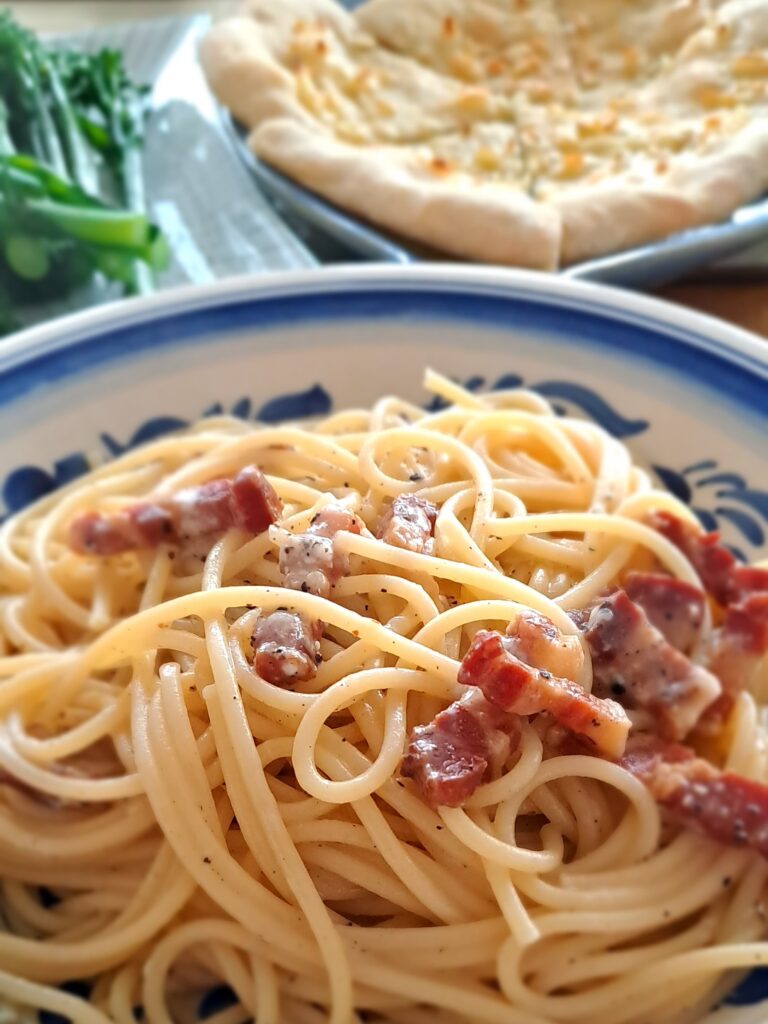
[226,114,768,289]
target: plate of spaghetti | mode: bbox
[0,266,766,1024]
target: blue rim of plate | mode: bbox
[0,266,765,418]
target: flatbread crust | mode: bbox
[201,0,561,267]
[201,0,768,268]
[253,118,561,268]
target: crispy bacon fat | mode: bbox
[648,511,768,606]
[376,494,438,554]
[279,505,362,600]
[401,690,519,808]
[460,624,629,759]
[623,737,768,859]
[403,611,628,807]
[251,610,322,688]
[256,505,363,687]
[403,513,768,854]
[584,588,721,740]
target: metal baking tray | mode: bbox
[226,114,768,290]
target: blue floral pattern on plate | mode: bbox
[9,372,763,550]
[2,385,332,515]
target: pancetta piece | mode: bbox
[584,590,721,741]
[69,504,174,556]
[401,689,520,808]
[624,572,706,655]
[278,505,362,599]
[505,608,584,680]
[260,506,363,686]
[459,627,630,758]
[731,566,768,601]
[250,610,322,688]
[69,466,282,556]
[708,593,768,699]
[622,737,768,858]
[376,494,438,554]
[648,511,768,606]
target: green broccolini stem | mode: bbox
[0,13,165,332]
[26,199,155,252]
[27,59,67,176]
[43,55,100,194]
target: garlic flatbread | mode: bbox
[201,0,768,267]
[356,0,578,104]
[202,0,561,267]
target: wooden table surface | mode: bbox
[9,1,768,341]
[659,282,768,339]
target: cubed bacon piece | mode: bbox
[250,610,322,687]
[505,608,584,680]
[173,466,282,539]
[266,507,362,685]
[68,466,282,556]
[730,565,768,601]
[708,593,768,698]
[584,590,720,741]
[619,735,693,779]
[376,494,438,555]
[691,594,768,734]
[69,510,139,556]
[567,607,593,632]
[308,506,363,540]
[231,466,283,534]
[459,629,630,758]
[401,690,519,808]
[280,535,336,597]
[622,737,768,858]
[722,593,768,656]
[648,511,768,606]
[624,572,706,655]
[278,504,362,599]
[174,478,234,537]
[129,503,177,546]
[666,772,768,857]
[69,502,176,555]
[648,511,735,605]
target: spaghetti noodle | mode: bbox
[0,370,767,1024]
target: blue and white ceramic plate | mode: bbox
[0,265,767,1021]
